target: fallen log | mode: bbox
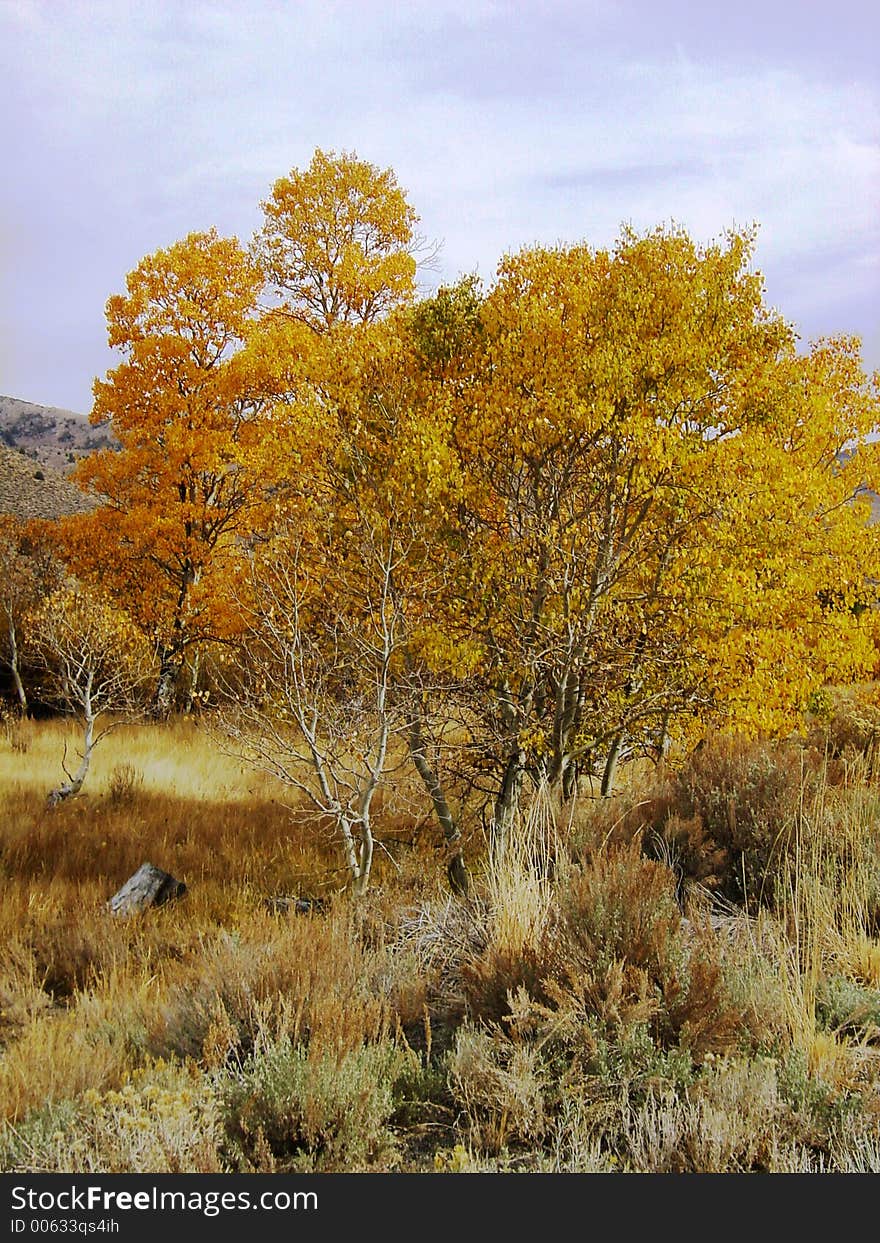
[108,862,186,915]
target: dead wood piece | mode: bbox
[264,894,327,916]
[108,862,186,915]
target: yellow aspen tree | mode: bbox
[59,229,273,714]
[424,227,880,827]
[31,583,154,803]
[225,313,466,894]
[255,147,421,331]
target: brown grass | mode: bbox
[3,719,880,1172]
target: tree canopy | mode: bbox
[44,149,880,887]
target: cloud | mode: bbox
[0,0,877,409]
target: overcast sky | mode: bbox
[1,0,878,414]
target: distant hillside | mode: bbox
[0,445,93,521]
[0,395,115,475]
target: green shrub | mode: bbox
[777,1048,866,1146]
[816,975,880,1036]
[583,1021,695,1096]
[218,1037,410,1171]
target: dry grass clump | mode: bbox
[155,909,391,1063]
[0,710,36,755]
[440,792,784,1164]
[106,762,144,808]
[449,1021,546,1154]
[0,999,137,1125]
[573,734,877,917]
[620,1056,783,1172]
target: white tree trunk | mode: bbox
[47,674,95,805]
[6,613,28,714]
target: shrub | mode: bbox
[218,1037,409,1171]
[0,1062,223,1173]
[558,841,682,975]
[776,1045,869,1153]
[151,911,389,1063]
[540,1095,621,1172]
[811,684,880,772]
[461,841,761,1058]
[816,975,880,1037]
[622,1057,782,1172]
[106,762,144,808]
[661,735,812,903]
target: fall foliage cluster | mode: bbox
[3,148,880,892]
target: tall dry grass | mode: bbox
[0,715,283,803]
[769,766,880,1089]
[485,781,558,957]
[0,715,417,1130]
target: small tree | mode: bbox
[31,583,154,804]
[221,521,408,897]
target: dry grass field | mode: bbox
[2,711,880,1173]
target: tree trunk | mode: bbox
[182,647,201,714]
[407,706,469,896]
[46,681,95,805]
[154,648,181,718]
[7,615,28,715]
[337,811,363,891]
[355,772,379,898]
[656,710,671,766]
[446,851,470,898]
[601,732,623,798]
[354,820,374,897]
[562,758,578,802]
[492,748,526,843]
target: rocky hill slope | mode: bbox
[0,445,93,520]
[0,395,114,475]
